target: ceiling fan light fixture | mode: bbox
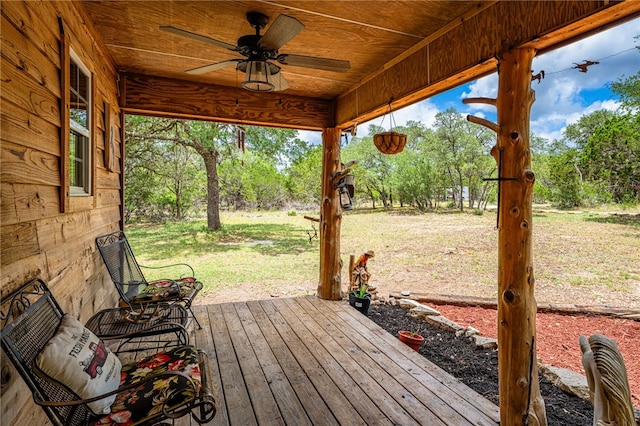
[242,60,274,92]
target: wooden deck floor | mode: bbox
[189,297,500,426]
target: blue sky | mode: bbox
[301,17,639,144]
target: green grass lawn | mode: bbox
[126,208,640,308]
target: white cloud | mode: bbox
[528,20,638,140]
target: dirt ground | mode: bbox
[197,210,640,309]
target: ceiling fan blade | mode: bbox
[277,54,351,73]
[258,15,304,51]
[160,26,238,51]
[186,60,241,75]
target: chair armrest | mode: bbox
[139,262,195,278]
[113,279,147,288]
[99,321,189,345]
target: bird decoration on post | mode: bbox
[573,60,600,73]
[531,70,545,84]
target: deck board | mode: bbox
[193,297,500,425]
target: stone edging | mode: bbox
[387,292,640,320]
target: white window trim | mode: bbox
[69,49,92,196]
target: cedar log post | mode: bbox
[465,48,547,425]
[318,128,343,300]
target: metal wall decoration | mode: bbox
[103,102,117,172]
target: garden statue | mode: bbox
[579,334,635,426]
[351,250,375,292]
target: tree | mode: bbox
[125,116,205,221]
[581,113,640,203]
[432,108,495,211]
[243,153,288,209]
[391,122,440,210]
[563,110,616,151]
[285,145,322,206]
[126,118,236,229]
[125,116,310,228]
[547,149,584,208]
[393,148,437,211]
[610,41,640,111]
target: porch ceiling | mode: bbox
[80,1,640,130]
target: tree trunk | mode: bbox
[175,182,182,219]
[202,151,222,230]
[496,48,547,426]
[318,128,343,300]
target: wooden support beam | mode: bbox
[318,128,343,300]
[119,73,334,130]
[494,48,546,426]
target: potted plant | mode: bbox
[348,282,372,316]
[398,328,424,351]
[348,251,375,315]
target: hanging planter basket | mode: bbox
[373,131,407,155]
[373,102,407,155]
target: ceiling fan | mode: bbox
[160,12,351,92]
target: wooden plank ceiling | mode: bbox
[80,1,640,130]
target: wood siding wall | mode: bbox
[1,2,121,424]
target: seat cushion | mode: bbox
[132,277,199,303]
[93,345,201,425]
[35,314,122,415]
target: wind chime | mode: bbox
[237,126,246,166]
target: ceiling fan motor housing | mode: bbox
[246,12,269,31]
[237,34,267,57]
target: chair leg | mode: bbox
[189,306,202,330]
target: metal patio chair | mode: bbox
[0,278,216,426]
[96,231,203,329]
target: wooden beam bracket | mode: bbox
[464,97,500,134]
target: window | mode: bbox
[69,51,91,195]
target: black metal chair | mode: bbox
[96,231,203,329]
[0,278,216,426]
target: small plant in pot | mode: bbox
[348,283,372,316]
[398,327,424,351]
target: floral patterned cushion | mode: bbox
[93,346,201,425]
[132,277,199,303]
